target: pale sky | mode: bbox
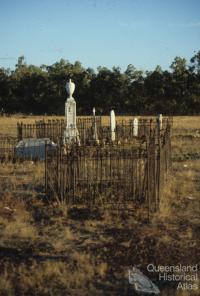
[0,0,200,71]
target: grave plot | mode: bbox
[45,121,171,220]
[44,79,172,220]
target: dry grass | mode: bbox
[172,116,200,130]
[0,115,199,295]
[0,259,97,296]
[0,192,37,239]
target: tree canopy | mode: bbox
[0,52,200,115]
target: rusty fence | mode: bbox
[45,122,172,218]
[17,116,172,144]
[0,137,18,162]
[17,119,66,142]
[1,117,172,164]
[17,117,102,143]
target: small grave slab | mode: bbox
[15,138,56,160]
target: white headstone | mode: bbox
[133,117,138,137]
[157,114,163,130]
[110,110,116,142]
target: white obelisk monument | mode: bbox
[63,79,80,144]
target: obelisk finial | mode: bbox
[65,79,75,98]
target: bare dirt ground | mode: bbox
[0,116,199,296]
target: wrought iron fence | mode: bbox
[0,137,18,161]
[17,116,172,144]
[45,122,172,219]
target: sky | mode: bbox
[0,0,200,72]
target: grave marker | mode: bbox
[110,110,116,142]
[133,117,139,137]
[157,114,163,130]
[63,79,80,144]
